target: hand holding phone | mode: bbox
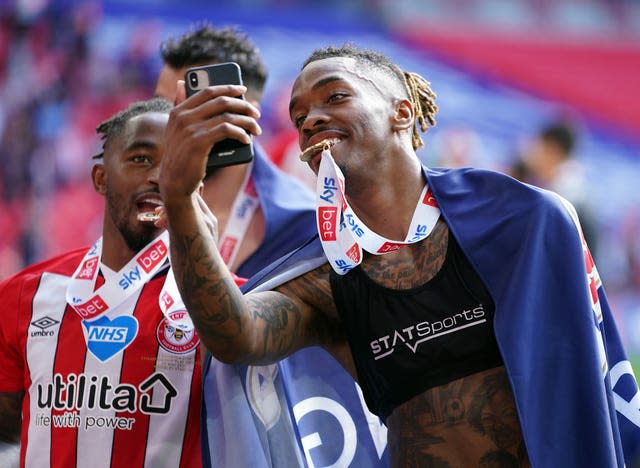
[184,62,254,170]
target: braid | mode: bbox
[403,71,438,150]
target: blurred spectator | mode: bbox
[0,4,155,277]
[510,120,599,258]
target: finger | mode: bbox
[154,206,168,229]
[186,85,251,110]
[175,80,187,105]
[196,193,215,219]
[192,93,261,121]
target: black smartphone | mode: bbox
[184,62,254,169]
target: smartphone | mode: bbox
[184,62,254,169]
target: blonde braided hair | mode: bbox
[403,71,438,150]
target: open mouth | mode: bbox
[136,198,163,223]
[299,138,341,162]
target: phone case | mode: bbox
[184,62,254,170]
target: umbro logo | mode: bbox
[30,316,59,337]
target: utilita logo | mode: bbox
[136,238,168,273]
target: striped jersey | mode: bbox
[0,248,202,468]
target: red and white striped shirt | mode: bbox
[0,248,202,468]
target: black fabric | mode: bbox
[330,230,503,420]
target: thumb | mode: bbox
[175,79,187,105]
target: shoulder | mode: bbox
[426,166,567,218]
[0,248,87,289]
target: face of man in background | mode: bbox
[155,65,189,101]
[94,112,169,252]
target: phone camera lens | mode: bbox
[188,72,198,88]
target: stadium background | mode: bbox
[1,0,639,371]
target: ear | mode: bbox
[392,98,414,132]
[91,163,107,196]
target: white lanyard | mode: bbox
[218,161,259,268]
[66,230,192,330]
[316,148,441,275]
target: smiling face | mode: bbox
[289,57,411,180]
[93,112,169,253]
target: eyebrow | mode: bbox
[124,141,157,153]
[289,75,344,114]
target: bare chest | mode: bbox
[385,367,530,467]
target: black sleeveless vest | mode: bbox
[329,231,503,419]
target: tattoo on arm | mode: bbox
[171,227,244,329]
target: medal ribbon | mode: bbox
[218,161,259,268]
[66,230,193,329]
[315,148,441,275]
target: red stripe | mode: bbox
[16,273,41,468]
[110,282,162,468]
[50,304,87,468]
[179,345,203,468]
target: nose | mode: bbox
[300,107,330,142]
[148,162,161,185]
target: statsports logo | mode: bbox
[157,310,199,354]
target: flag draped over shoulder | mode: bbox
[238,165,640,467]
[427,166,640,467]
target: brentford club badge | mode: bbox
[156,310,199,354]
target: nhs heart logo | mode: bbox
[83,316,139,362]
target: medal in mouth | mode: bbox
[299,138,341,162]
[137,211,160,222]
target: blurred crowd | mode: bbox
[0,3,156,276]
[1,0,639,354]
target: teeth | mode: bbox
[299,138,340,162]
[141,199,162,205]
[137,212,160,222]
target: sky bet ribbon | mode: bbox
[316,147,441,274]
[66,230,191,330]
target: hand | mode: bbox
[159,81,262,209]
[154,190,218,242]
[195,192,219,243]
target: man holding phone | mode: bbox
[155,25,389,467]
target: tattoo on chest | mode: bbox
[363,220,448,289]
[388,369,529,467]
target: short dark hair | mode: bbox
[159,23,268,102]
[303,43,406,93]
[540,122,576,156]
[302,43,438,150]
[94,97,172,159]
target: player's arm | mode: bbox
[160,83,343,364]
[0,391,23,443]
[164,191,341,365]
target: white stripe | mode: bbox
[144,346,196,468]
[25,272,70,468]
[76,290,140,468]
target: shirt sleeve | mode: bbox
[0,275,25,392]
